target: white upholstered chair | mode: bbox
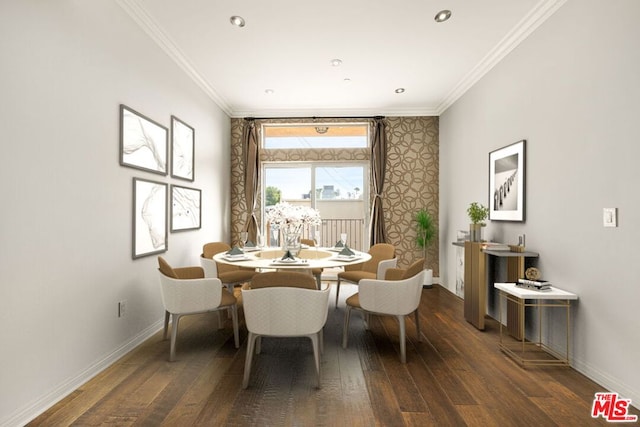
[158,256,240,362]
[200,242,257,293]
[241,271,330,389]
[342,261,425,363]
[335,243,397,307]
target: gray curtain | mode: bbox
[369,117,388,245]
[243,119,259,242]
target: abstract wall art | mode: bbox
[170,184,201,232]
[170,115,195,181]
[133,177,168,259]
[120,105,168,175]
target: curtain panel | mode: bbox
[369,117,388,245]
[242,119,259,242]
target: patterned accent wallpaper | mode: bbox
[230,116,439,275]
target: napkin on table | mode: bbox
[339,246,355,256]
[227,246,245,256]
[245,240,256,248]
[281,250,296,261]
[334,240,344,248]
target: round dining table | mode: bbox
[212,247,371,271]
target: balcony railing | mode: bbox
[268,218,366,251]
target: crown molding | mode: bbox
[228,107,440,119]
[115,0,233,115]
[436,0,568,115]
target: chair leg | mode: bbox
[398,315,406,363]
[255,336,262,354]
[335,278,341,308]
[309,333,321,388]
[415,309,422,342]
[319,328,324,355]
[169,313,182,362]
[315,273,321,289]
[342,306,352,349]
[230,304,240,348]
[243,332,258,389]
[163,310,170,340]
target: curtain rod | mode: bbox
[244,115,385,121]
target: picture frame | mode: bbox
[489,139,526,222]
[171,115,195,181]
[170,184,201,232]
[120,105,168,175]
[133,177,168,259]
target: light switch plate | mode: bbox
[603,208,617,227]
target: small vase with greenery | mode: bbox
[467,202,489,242]
[415,209,436,288]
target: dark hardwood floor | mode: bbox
[29,283,637,426]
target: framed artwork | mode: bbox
[120,105,168,175]
[171,116,195,181]
[170,184,201,232]
[133,178,168,259]
[489,140,526,222]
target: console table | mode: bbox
[452,241,539,338]
[495,283,578,366]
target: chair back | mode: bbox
[385,258,425,281]
[158,257,223,314]
[357,270,425,316]
[361,243,395,274]
[202,242,238,275]
[250,271,317,289]
[242,286,330,336]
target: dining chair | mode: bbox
[241,271,331,389]
[342,261,425,363]
[301,238,323,288]
[157,256,240,362]
[334,243,397,307]
[200,242,257,293]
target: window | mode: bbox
[263,124,368,149]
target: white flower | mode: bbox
[266,202,321,234]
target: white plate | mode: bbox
[336,255,360,261]
[223,255,249,262]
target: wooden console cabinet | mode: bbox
[458,242,539,339]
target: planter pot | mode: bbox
[423,268,433,288]
[469,224,484,242]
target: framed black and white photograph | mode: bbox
[170,184,201,232]
[489,139,526,221]
[171,116,195,181]
[133,178,168,259]
[120,105,168,175]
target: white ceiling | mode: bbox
[117,0,566,118]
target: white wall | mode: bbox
[440,0,639,407]
[0,2,230,425]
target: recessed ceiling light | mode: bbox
[330,59,342,67]
[265,89,274,94]
[343,78,352,84]
[434,10,451,23]
[230,15,245,27]
[395,88,405,94]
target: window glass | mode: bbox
[263,125,368,149]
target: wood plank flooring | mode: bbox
[29,283,637,426]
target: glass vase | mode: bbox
[282,231,302,256]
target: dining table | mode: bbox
[212,246,372,272]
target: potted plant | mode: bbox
[467,202,489,242]
[415,208,436,288]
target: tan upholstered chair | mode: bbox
[301,238,323,288]
[157,256,239,362]
[200,242,257,293]
[335,243,397,307]
[342,260,425,363]
[241,271,330,389]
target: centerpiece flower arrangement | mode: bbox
[266,202,322,235]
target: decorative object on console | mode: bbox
[489,140,526,222]
[170,115,195,181]
[120,105,168,175]
[467,202,489,242]
[525,267,541,280]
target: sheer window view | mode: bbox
[261,123,370,249]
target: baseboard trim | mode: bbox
[3,319,164,427]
